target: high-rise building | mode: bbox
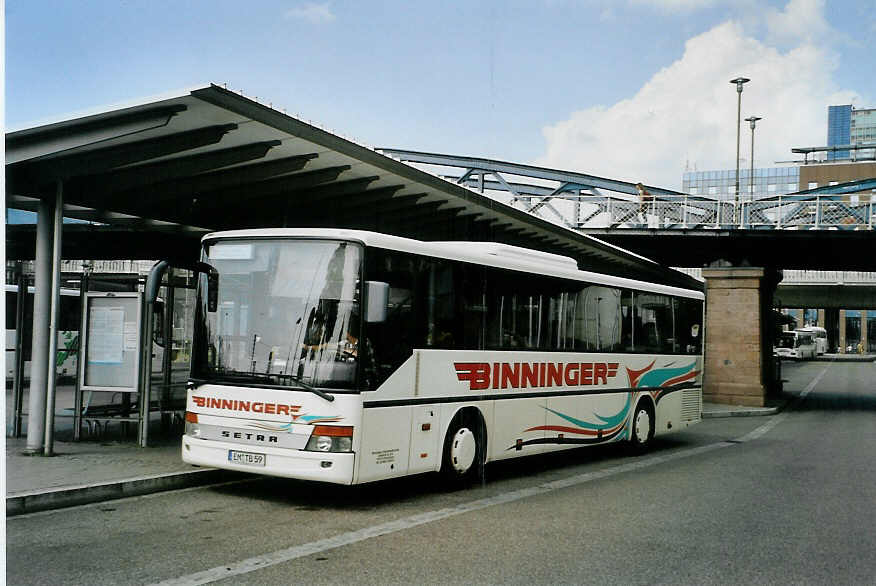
[827,105,852,160]
[827,104,876,161]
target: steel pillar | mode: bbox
[25,196,55,453]
[43,181,65,456]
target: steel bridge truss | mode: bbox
[378,150,875,231]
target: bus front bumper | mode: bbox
[182,435,356,485]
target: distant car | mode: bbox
[775,331,816,361]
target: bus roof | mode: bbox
[202,228,704,300]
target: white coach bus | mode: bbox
[182,229,704,485]
[797,326,827,355]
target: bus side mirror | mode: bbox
[365,281,389,323]
[207,271,219,313]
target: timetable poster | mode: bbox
[87,306,125,364]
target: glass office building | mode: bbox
[682,166,800,200]
[850,108,876,160]
[827,105,852,160]
[827,104,876,161]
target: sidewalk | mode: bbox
[5,432,246,517]
[6,400,780,516]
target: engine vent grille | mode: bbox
[681,389,701,422]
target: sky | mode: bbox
[5,0,876,190]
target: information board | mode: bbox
[80,292,143,392]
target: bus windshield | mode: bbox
[191,239,362,390]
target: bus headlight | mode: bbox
[305,425,353,453]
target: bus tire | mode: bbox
[629,400,654,453]
[440,410,485,486]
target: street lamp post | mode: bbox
[745,116,762,198]
[730,77,750,222]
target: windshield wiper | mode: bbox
[283,375,335,402]
[212,371,334,402]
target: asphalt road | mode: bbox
[7,360,875,585]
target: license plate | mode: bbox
[228,450,265,467]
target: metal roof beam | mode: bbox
[329,194,431,224]
[14,124,240,185]
[288,186,413,217]
[137,152,320,207]
[197,165,352,209]
[286,177,382,203]
[336,187,416,211]
[74,153,321,211]
[65,140,284,197]
[5,104,188,163]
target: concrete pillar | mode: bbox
[839,310,847,353]
[817,309,825,327]
[702,266,779,407]
[25,197,55,453]
[862,310,869,352]
[825,309,840,353]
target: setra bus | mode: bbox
[182,229,704,484]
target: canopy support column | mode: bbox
[43,180,65,456]
[25,193,56,453]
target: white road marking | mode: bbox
[737,362,830,443]
[153,445,732,585]
[155,368,830,585]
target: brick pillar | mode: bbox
[862,311,869,352]
[702,267,777,407]
[839,310,847,353]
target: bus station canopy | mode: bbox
[5,83,699,289]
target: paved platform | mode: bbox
[5,400,779,516]
[815,353,875,362]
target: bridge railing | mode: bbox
[674,269,876,283]
[587,194,874,230]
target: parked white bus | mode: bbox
[797,326,827,355]
[182,229,704,485]
[775,330,817,360]
[5,285,81,384]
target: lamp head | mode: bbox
[730,77,751,92]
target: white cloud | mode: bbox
[764,0,831,45]
[285,2,335,24]
[537,2,861,190]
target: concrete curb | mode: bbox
[702,406,780,419]
[6,468,247,517]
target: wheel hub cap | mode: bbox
[450,428,476,473]
[634,410,651,444]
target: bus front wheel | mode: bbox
[440,411,485,486]
[629,401,654,453]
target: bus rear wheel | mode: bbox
[629,401,654,453]
[440,412,485,486]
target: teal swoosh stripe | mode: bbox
[544,393,631,430]
[638,362,697,388]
